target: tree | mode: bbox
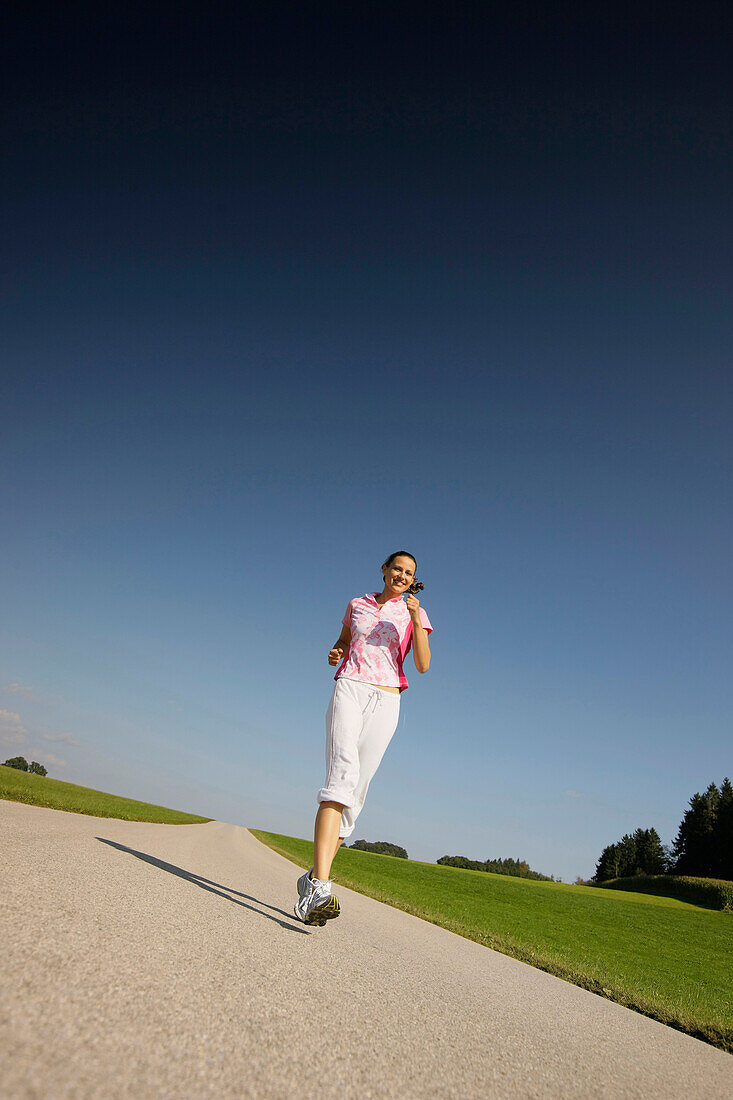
[350,840,408,859]
[593,843,620,883]
[673,784,720,877]
[633,827,666,875]
[28,761,47,776]
[593,827,666,882]
[437,854,552,881]
[715,777,733,880]
[616,833,637,878]
[2,756,29,771]
[595,779,733,886]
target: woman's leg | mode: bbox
[339,692,400,840]
[314,680,362,878]
[313,801,345,881]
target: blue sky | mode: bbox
[2,6,731,881]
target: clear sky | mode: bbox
[2,5,731,881]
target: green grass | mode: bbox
[0,765,211,824]
[252,829,733,1053]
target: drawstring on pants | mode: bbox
[366,687,384,715]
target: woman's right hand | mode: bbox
[328,646,345,666]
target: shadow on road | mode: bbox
[96,837,310,934]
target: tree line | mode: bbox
[594,777,733,883]
[437,855,553,881]
[593,827,666,881]
[349,840,408,859]
[348,842,553,880]
[2,756,48,776]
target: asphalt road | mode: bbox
[2,799,731,1099]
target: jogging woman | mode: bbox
[294,550,433,925]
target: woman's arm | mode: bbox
[328,624,351,666]
[405,595,431,673]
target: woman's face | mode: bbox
[382,555,417,595]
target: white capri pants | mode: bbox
[318,677,401,838]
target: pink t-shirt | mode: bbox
[335,592,433,692]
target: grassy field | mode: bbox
[0,765,211,824]
[252,829,733,1053]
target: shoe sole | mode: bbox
[295,895,341,927]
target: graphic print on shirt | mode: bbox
[365,621,401,650]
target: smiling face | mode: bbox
[381,554,417,596]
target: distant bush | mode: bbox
[3,757,29,771]
[2,757,47,776]
[437,855,553,881]
[349,840,408,859]
[597,874,733,911]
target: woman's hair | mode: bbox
[382,550,423,594]
[382,550,417,571]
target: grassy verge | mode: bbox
[252,829,733,1053]
[0,765,211,824]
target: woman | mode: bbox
[294,550,433,925]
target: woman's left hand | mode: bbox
[405,593,421,621]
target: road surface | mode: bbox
[1,799,731,1098]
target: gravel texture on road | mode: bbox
[2,799,731,1099]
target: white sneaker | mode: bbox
[294,875,340,926]
[297,868,313,899]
